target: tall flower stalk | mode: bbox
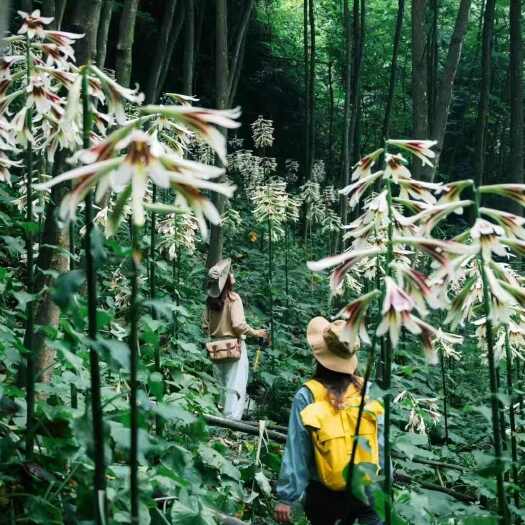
[504,328,519,509]
[23,30,35,460]
[37,102,239,522]
[471,187,508,523]
[81,65,107,524]
[129,222,141,523]
[309,141,466,524]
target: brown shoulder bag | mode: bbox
[205,304,241,362]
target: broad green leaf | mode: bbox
[52,270,85,309]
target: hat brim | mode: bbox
[307,316,358,375]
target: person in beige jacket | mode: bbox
[205,259,267,420]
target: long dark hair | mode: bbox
[314,362,362,408]
[207,274,234,312]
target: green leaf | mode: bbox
[13,290,38,310]
[109,421,152,463]
[51,270,85,310]
[108,185,132,236]
[149,372,164,401]
[254,470,272,496]
[97,338,130,371]
[198,444,241,480]
[90,226,107,266]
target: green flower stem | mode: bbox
[23,32,35,460]
[473,187,509,524]
[82,65,107,525]
[129,224,141,524]
[439,347,450,446]
[268,215,274,356]
[504,329,519,510]
[172,244,181,341]
[382,162,395,525]
[149,186,162,435]
[285,221,289,308]
[69,221,78,409]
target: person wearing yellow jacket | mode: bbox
[274,317,384,525]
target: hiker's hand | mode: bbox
[274,503,292,523]
[255,329,268,340]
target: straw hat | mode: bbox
[207,258,232,297]
[306,316,358,375]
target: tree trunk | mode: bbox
[411,0,429,180]
[509,0,523,215]
[145,0,177,103]
[328,61,335,180]
[55,0,67,29]
[20,0,32,11]
[340,0,352,224]
[382,0,405,140]
[70,0,103,65]
[182,0,195,96]
[0,0,10,45]
[349,0,363,165]
[205,0,229,269]
[157,6,185,99]
[227,0,254,105]
[473,0,496,188]
[193,0,205,85]
[34,182,70,385]
[96,0,113,68]
[115,0,139,87]
[308,0,316,176]
[427,0,438,131]
[41,0,56,28]
[303,0,310,182]
[429,0,472,180]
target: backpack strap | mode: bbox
[304,379,327,402]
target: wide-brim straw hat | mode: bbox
[306,316,358,375]
[207,258,232,298]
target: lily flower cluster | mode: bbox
[251,115,274,149]
[157,210,199,261]
[436,186,525,360]
[251,180,299,241]
[0,10,144,171]
[36,104,240,238]
[308,140,466,364]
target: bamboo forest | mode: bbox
[0,0,524,524]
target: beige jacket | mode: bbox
[205,292,258,339]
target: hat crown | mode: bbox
[306,316,358,375]
[322,321,356,358]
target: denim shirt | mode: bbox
[275,385,385,505]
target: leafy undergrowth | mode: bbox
[1,186,523,524]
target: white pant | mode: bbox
[214,340,248,420]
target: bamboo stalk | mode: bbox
[82,65,107,525]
